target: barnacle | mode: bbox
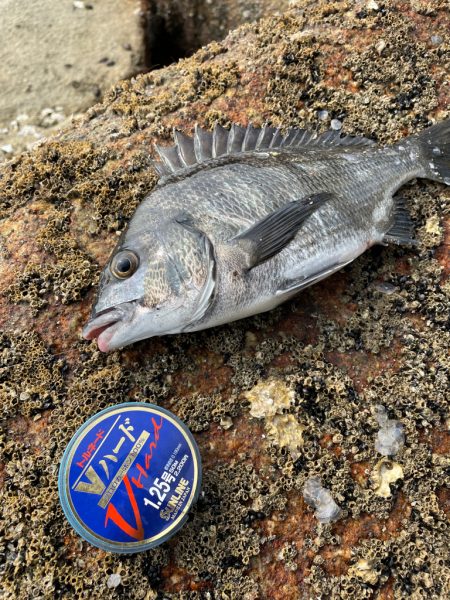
[244,379,294,418]
[371,458,404,498]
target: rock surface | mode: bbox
[146,0,290,65]
[0,1,449,598]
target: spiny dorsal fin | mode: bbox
[154,123,375,180]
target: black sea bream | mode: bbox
[83,120,450,351]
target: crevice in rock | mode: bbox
[142,0,204,70]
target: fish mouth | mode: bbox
[82,308,124,352]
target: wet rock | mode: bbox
[146,0,291,67]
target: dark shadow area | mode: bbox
[142,0,203,70]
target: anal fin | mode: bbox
[383,197,417,246]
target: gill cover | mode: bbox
[145,216,216,326]
[83,215,216,350]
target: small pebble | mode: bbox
[318,109,329,121]
[330,119,342,131]
[376,39,386,55]
[107,573,121,589]
[375,281,398,295]
[1,144,13,154]
[430,35,443,46]
[220,416,233,430]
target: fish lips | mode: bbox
[82,306,129,352]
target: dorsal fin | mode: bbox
[153,123,376,180]
[174,130,196,166]
[213,123,228,157]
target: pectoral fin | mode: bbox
[231,192,332,269]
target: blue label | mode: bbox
[61,404,200,550]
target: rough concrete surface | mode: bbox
[0,0,144,161]
[0,0,449,598]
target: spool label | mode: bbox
[61,404,200,551]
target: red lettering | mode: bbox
[145,441,157,470]
[152,417,163,440]
[131,463,148,489]
[130,417,164,492]
[104,475,144,541]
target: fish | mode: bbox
[82,119,450,352]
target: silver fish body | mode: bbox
[83,121,450,351]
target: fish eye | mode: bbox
[110,250,139,279]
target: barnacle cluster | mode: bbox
[263,0,446,141]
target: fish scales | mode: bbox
[140,150,416,238]
[82,121,450,351]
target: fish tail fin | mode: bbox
[412,119,450,185]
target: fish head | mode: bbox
[83,210,215,351]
